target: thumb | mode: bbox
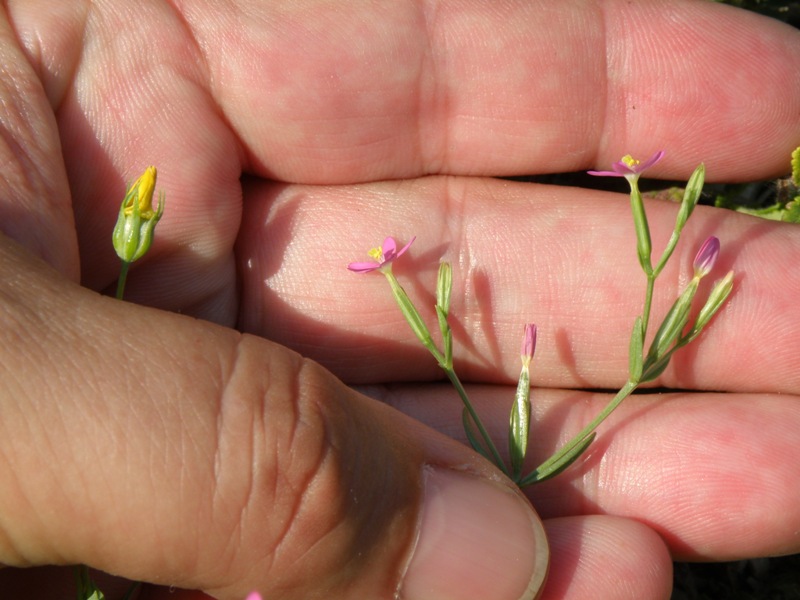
[0,237,548,600]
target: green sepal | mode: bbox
[509,365,531,480]
[675,163,705,233]
[435,263,453,367]
[112,190,165,264]
[641,351,672,383]
[435,305,453,368]
[436,262,452,317]
[384,271,440,361]
[646,278,698,361]
[686,270,734,342]
[792,146,800,187]
[656,164,705,275]
[629,179,653,274]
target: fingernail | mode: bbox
[398,466,548,600]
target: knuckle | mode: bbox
[214,335,418,597]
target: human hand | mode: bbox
[0,1,798,599]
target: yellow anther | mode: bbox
[621,155,639,168]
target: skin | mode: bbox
[0,0,798,598]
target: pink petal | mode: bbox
[521,323,537,360]
[587,169,625,177]
[394,236,416,259]
[693,236,720,278]
[245,593,263,600]
[381,237,398,261]
[635,150,665,172]
[588,151,665,178]
[347,261,381,273]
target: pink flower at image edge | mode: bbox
[587,150,665,178]
[245,593,262,600]
[347,236,416,273]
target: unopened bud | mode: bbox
[694,270,734,333]
[693,236,720,279]
[520,323,537,368]
[112,166,165,263]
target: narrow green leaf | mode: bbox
[646,279,698,361]
[655,163,706,276]
[436,262,452,316]
[524,433,597,485]
[629,181,653,274]
[675,163,705,233]
[641,352,671,382]
[385,272,439,360]
[436,305,453,368]
[462,407,491,460]
[628,316,644,383]
[686,270,734,342]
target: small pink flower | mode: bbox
[245,593,263,600]
[348,236,415,273]
[693,236,720,278]
[588,150,665,179]
[520,323,537,367]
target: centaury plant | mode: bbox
[348,151,734,486]
[112,165,165,300]
[75,167,166,600]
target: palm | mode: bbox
[4,1,800,598]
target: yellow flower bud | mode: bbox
[113,166,165,264]
[123,166,158,219]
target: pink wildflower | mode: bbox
[521,323,537,368]
[348,236,415,273]
[693,236,720,279]
[588,151,665,179]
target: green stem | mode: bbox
[444,366,509,477]
[384,271,446,365]
[116,260,130,300]
[382,268,506,474]
[520,379,638,485]
[640,273,656,341]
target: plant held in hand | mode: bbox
[348,151,734,487]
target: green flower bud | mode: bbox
[112,166,165,264]
[436,262,452,317]
[692,270,734,335]
[646,278,698,361]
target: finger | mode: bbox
[170,0,797,181]
[0,9,78,278]
[237,175,800,394]
[9,1,799,310]
[541,516,672,600]
[7,2,244,318]
[0,236,547,600]
[14,0,799,190]
[373,382,800,562]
